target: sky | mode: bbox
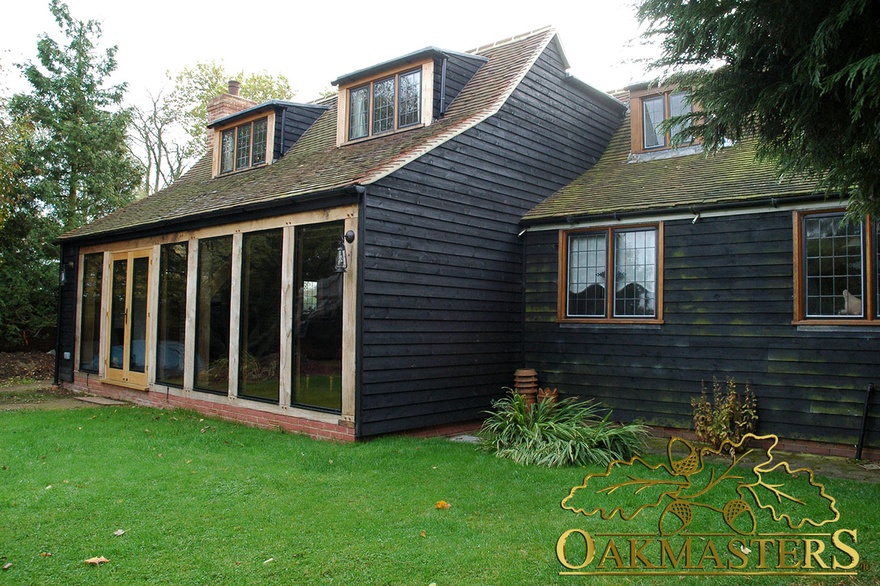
[1,0,657,107]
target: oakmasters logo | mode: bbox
[556,434,860,578]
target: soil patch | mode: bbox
[0,351,55,381]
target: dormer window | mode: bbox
[219,116,269,173]
[335,58,434,146]
[347,69,423,141]
[630,87,693,154]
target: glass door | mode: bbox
[106,250,151,388]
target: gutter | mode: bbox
[520,192,840,229]
[57,184,364,247]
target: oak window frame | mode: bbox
[793,210,878,324]
[212,113,273,177]
[558,224,664,324]
[337,61,432,145]
[629,88,693,154]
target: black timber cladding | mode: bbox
[433,52,486,118]
[355,40,624,436]
[275,103,328,160]
[522,211,880,449]
[55,242,78,383]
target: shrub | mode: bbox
[478,390,648,467]
[692,377,758,451]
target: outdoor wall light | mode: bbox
[60,260,75,286]
[335,230,356,273]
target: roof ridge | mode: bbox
[468,25,555,55]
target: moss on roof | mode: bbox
[61,28,558,242]
[522,112,823,223]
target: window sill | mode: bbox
[793,319,880,331]
[214,162,268,178]
[558,319,664,329]
[342,122,425,146]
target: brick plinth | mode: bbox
[65,374,355,442]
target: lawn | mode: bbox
[1,406,877,585]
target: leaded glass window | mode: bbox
[252,118,268,166]
[349,85,369,140]
[235,122,251,170]
[642,96,666,149]
[372,77,395,135]
[398,69,421,128]
[220,129,235,173]
[803,214,863,317]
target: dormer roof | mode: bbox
[60,27,570,243]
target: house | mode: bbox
[53,28,626,440]
[520,83,879,457]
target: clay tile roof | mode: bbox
[61,27,559,242]
[522,110,824,224]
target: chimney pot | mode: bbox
[228,80,241,96]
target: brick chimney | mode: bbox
[206,80,258,151]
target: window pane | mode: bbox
[239,229,282,403]
[804,214,863,317]
[251,118,268,166]
[129,256,149,373]
[109,259,127,371]
[668,92,692,144]
[194,236,232,393]
[398,69,421,128]
[293,222,344,412]
[157,242,188,386]
[567,233,607,317]
[372,77,395,135]
[349,85,369,140]
[235,123,251,170]
[614,229,657,317]
[643,96,666,149]
[79,253,103,372]
[220,129,235,173]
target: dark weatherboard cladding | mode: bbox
[355,36,624,436]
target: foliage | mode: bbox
[692,377,758,451]
[478,390,648,467]
[8,0,141,231]
[0,1,141,349]
[637,0,880,218]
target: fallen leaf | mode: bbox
[328,459,333,464]
[2,562,11,571]
[435,500,451,509]
[740,544,752,555]
[263,558,274,564]
[40,552,52,557]
[419,530,427,538]
[45,485,52,490]
[84,556,109,566]
[113,529,125,537]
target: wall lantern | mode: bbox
[335,230,356,273]
[60,260,75,286]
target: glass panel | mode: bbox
[804,214,863,317]
[372,77,395,135]
[220,129,235,173]
[251,118,268,166]
[567,233,607,317]
[239,229,282,403]
[109,259,127,371]
[129,257,149,373]
[642,95,666,149]
[235,123,251,170]
[78,253,103,372]
[614,229,657,317]
[194,236,233,393]
[668,91,691,145]
[397,69,421,128]
[349,85,369,140]
[293,222,343,412]
[157,243,188,386]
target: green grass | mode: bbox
[0,407,877,585]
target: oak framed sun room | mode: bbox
[72,205,358,430]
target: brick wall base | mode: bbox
[65,374,355,442]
